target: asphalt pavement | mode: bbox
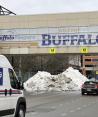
[24,91,98,117]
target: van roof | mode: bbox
[0,55,13,69]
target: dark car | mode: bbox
[81,80,98,95]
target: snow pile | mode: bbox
[24,67,88,92]
[24,71,51,92]
[62,67,88,90]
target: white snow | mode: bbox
[62,67,88,90]
[24,67,88,92]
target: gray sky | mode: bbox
[0,0,98,15]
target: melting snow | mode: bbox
[24,67,88,92]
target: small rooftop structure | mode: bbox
[0,5,16,15]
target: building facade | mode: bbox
[0,11,98,79]
[0,11,98,54]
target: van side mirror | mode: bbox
[18,81,24,90]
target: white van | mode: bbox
[0,55,26,117]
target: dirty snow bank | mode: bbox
[24,67,88,92]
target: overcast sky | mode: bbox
[0,0,98,15]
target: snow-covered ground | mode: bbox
[24,67,88,93]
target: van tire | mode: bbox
[15,105,25,117]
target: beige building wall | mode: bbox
[1,11,98,28]
[0,11,98,54]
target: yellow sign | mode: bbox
[80,47,88,53]
[49,48,56,54]
[96,71,98,74]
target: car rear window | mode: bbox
[84,81,98,84]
